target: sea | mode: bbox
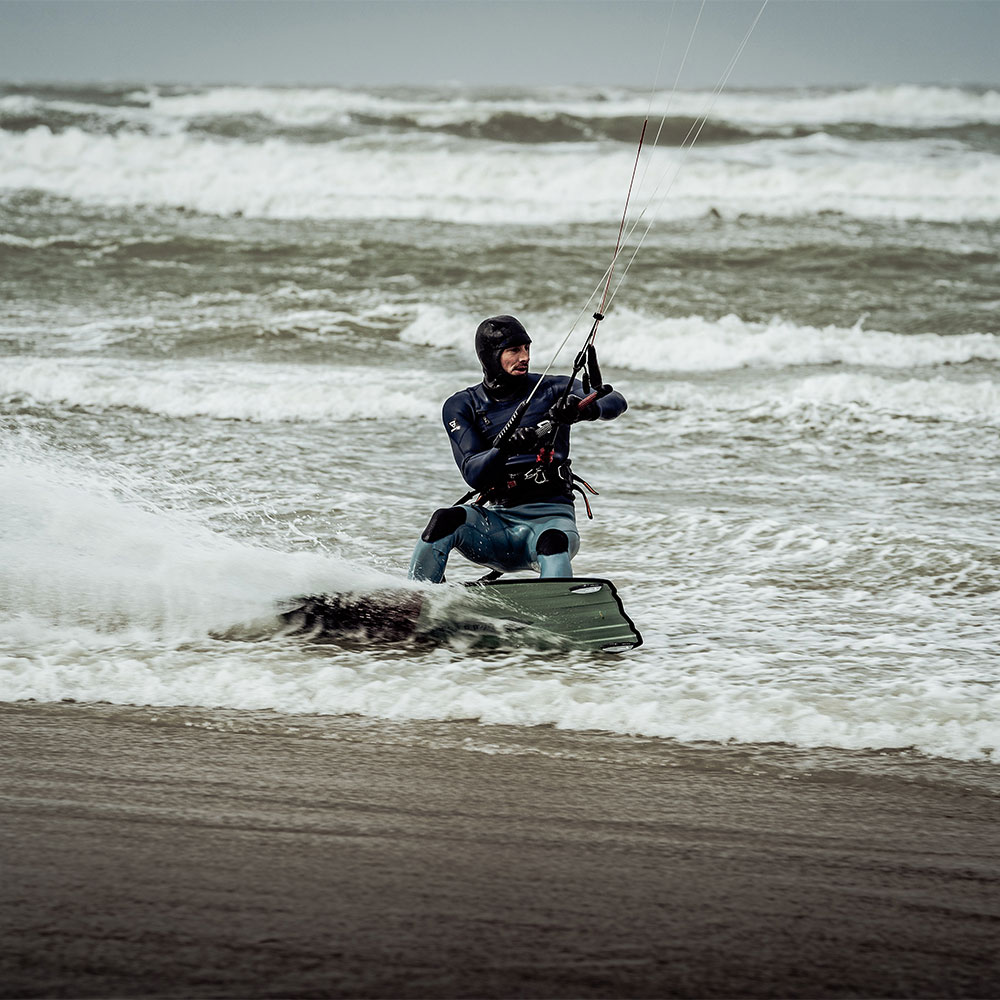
[1,81,998,791]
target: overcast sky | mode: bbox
[1,0,997,89]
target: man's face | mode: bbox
[500,343,530,376]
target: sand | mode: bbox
[0,701,997,999]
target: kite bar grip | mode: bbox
[578,384,613,410]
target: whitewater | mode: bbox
[1,81,998,778]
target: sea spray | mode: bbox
[0,440,392,640]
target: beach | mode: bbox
[1,700,997,998]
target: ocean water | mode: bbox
[1,82,998,781]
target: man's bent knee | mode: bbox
[536,528,569,556]
[421,506,467,543]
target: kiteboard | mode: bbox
[278,577,642,653]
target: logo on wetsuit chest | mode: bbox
[448,419,460,432]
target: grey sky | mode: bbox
[1,0,997,89]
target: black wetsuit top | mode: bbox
[442,373,627,505]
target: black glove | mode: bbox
[504,424,542,450]
[548,393,600,425]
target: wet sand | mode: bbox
[0,702,997,999]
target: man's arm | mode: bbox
[443,393,507,490]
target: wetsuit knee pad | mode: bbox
[536,528,569,556]
[421,506,467,543]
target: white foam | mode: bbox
[6,310,996,425]
[0,92,172,133]
[3,125,997,223]
[685,84,1000,128]
[595,310,1000,372]
[2,616,995,763]
[789,372,1000,424]
[1,357,444,423]
[398,304,480,357]
[631,372,1000,428]
[405,307,1000,374]
[142,86,364,126]
[0,443,996,763]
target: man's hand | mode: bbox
[548,393,600,424]
[503,424,542,450]
[501,418,558,451]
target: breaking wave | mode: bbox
[404,306,1000,373]
[5,322,998,426]
[2,82,998,223]
[4,83,1000,137]
[0,358,445,423]
[592,310,1000,371]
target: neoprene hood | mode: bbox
[475,315,531,392]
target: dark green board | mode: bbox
[278,577,642,653]
[457,578,643,652]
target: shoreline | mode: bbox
[1,701,997,998]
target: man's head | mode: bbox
[476,315,531,392]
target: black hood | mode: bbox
[475,315,531,394]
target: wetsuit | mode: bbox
[408,372,627,582]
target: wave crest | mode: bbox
[4,125,996,224]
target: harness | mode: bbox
[456,455,600,517]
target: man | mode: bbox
[408,315,627,583]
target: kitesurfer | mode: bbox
[408,315,627,583]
